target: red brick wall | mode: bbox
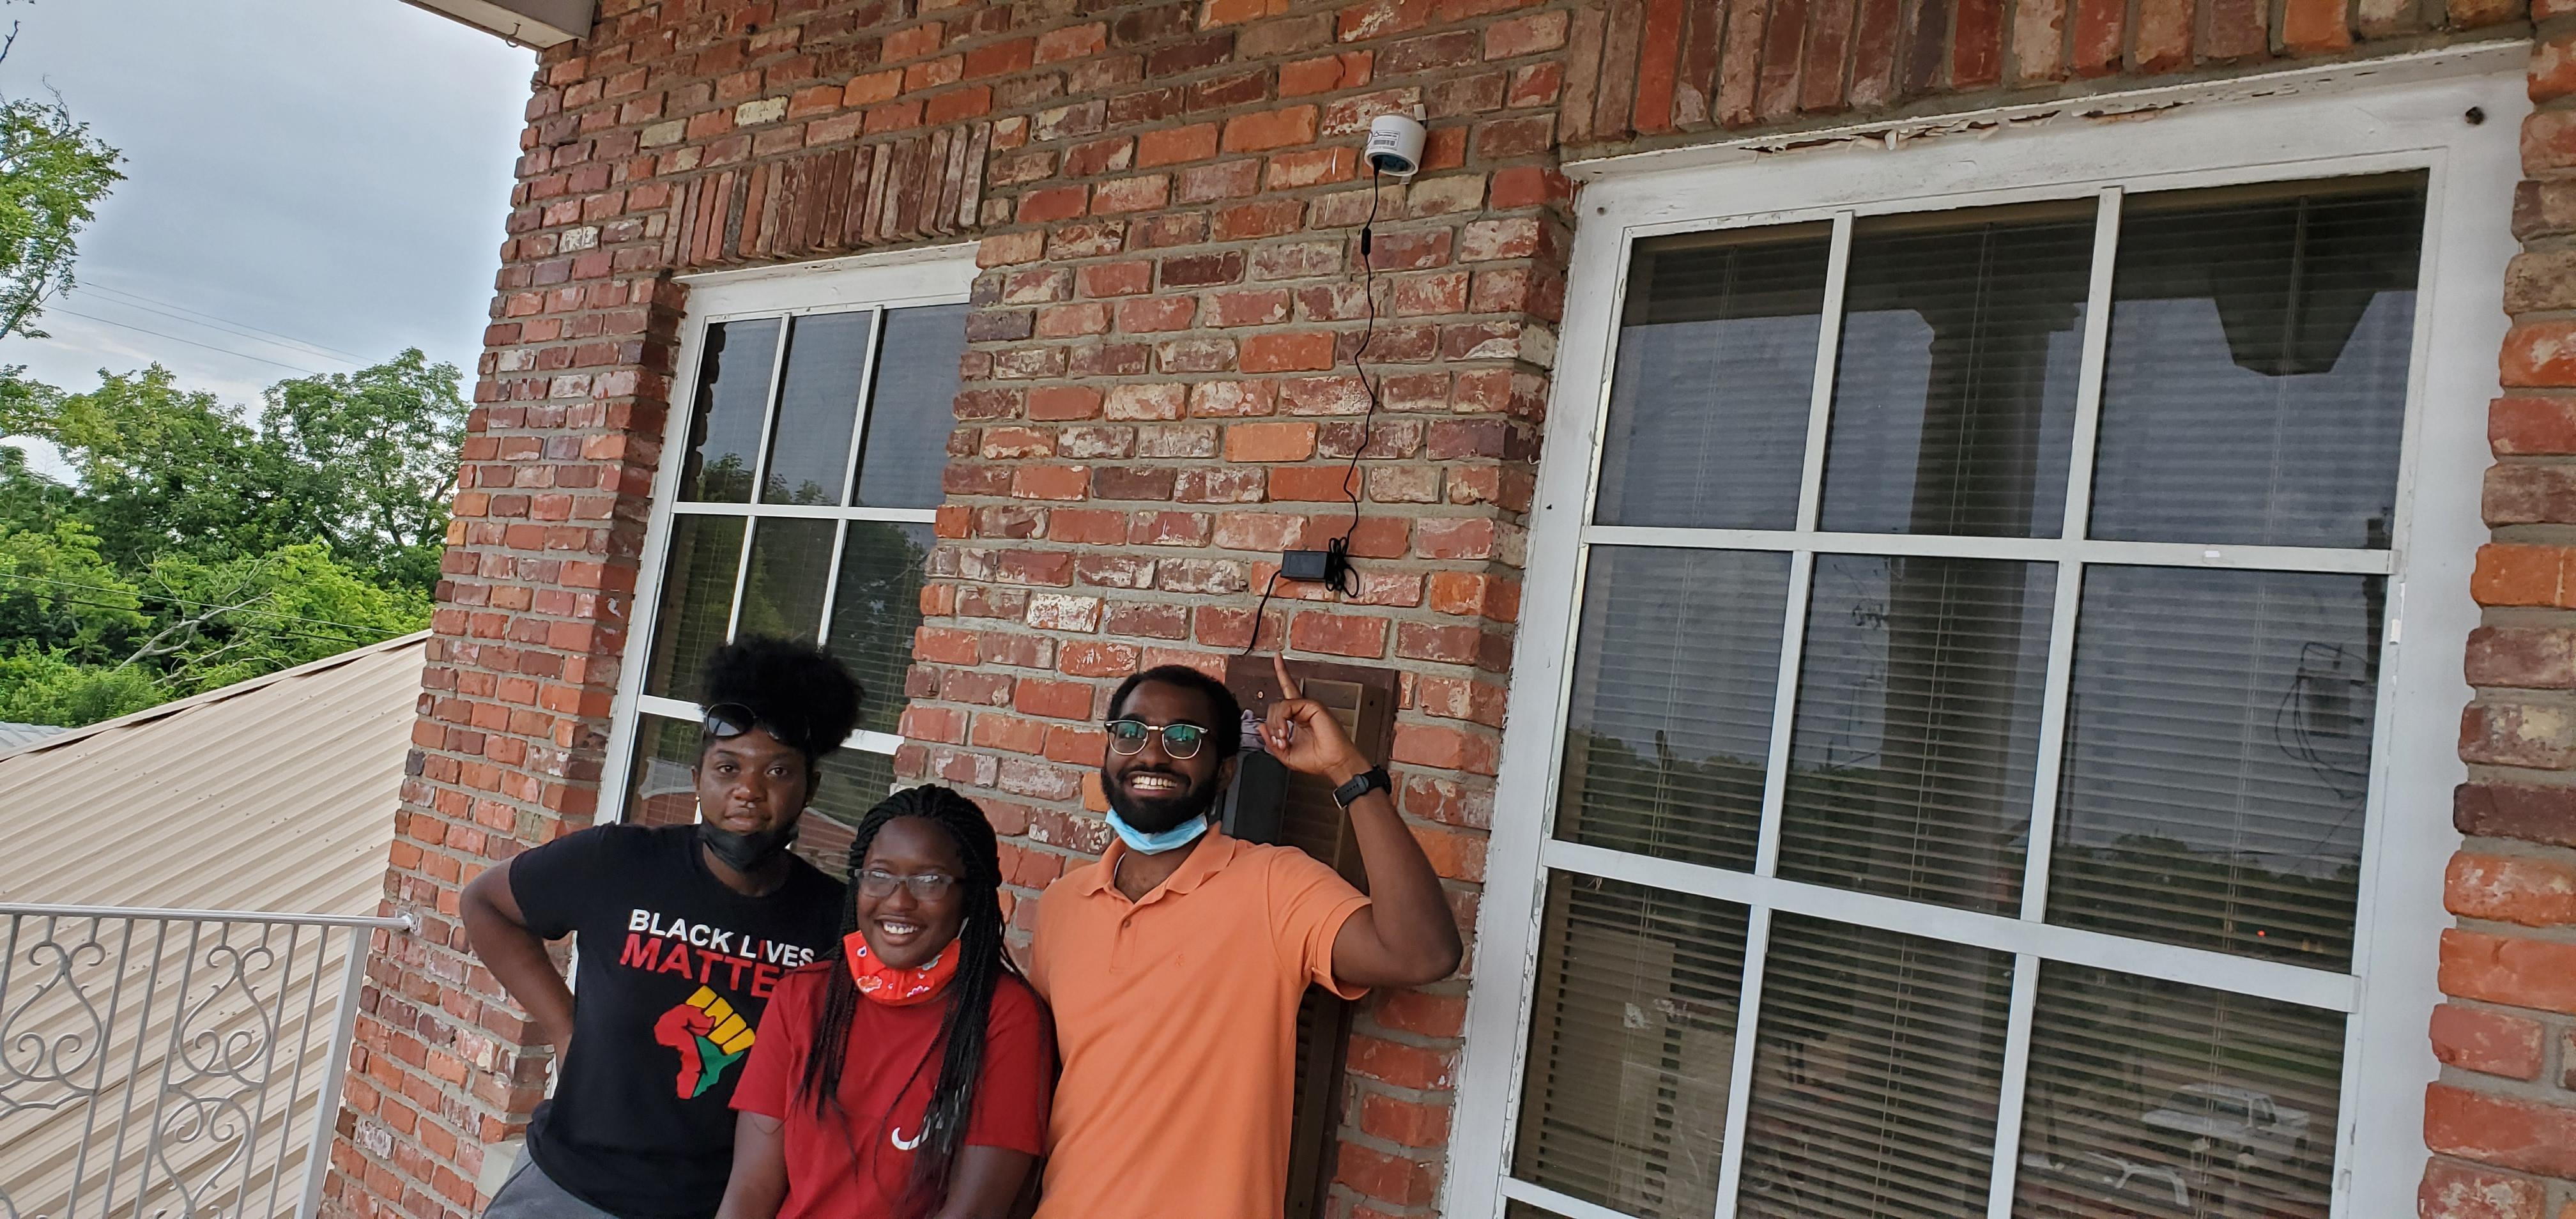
[330,0,2534,1216]
[2423,24,2576,1212]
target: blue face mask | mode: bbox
[1106,808,1211,854]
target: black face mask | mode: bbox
[698,813,802,874]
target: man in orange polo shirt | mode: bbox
[1026,657,1464,1218]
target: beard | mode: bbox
[1104,767,1222,834]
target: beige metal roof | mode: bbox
[0,633,424,1219]
[0,631,424,909]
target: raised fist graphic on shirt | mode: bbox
[652,986,756,1099]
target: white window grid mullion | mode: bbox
[721,516,760,641]
[720,322,795,642]
[672,500,937,523]
[599,316,717,824]
[1583,525,2393,574]
[1984,954,2043,1219]
[1485,540,1602,1179]
[1708,903,1772,1219]
[1540,839,2358,1012]
[1984,189,2122,1216]
[1750,553,1814,878]
[637,693,904,755]
[1793,212,1856,533]
[1500,1177,1655,1219]
[838,308,888,511]
[746,316,793,509]
[811,309,888,650]
[2053,187,2123,546]
[2017,187,2124,925]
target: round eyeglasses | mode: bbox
[1105,719,1209,760]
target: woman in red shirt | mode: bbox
[718,786,1052,1219]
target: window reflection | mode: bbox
[1777,556,2055,912]
[2015,965,2340,1219]
[1821,203,2092,538]
[1595,227,1832,530]
[2090,177,2424,549]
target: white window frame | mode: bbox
[1444,52,2526,1219]
[597,244,979,822]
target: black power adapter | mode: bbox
[1280,538,1354,592]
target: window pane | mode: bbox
[1595,227,1832,530]
[2089,177,2425,548]
[1741,915,2013,1219]
[2050,567,2379,969]
[1556,548,1791,871]
[2016,965,2342,1219]
[735,518,837,647]
[760,311,872,506]
[854,304,966,509]
[1512,874,1747,1219]
[1778,556,2055,914]
[678,319,780,503]
[798,748,902,877]
[643,515,747,701]
[827,521,935,737]
[1820,203,2091,538]
[622,713,702,827]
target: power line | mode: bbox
[0,571,404,641]
[80,283,370,362]
[0,581,397,651]
[38,307,329,376]
[71,286,363,367]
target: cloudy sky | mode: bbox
[0,0,533,472]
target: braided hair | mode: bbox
[795,785,1015,1217]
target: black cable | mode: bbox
[1338,165,1386,543]
[1238,569,1283,657]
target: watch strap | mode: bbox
[1332,766,1392,808]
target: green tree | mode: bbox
[10,353,465,591]
[0,648,158,726]
[0,516,142,659]
[261,349,467,588]
[0,88,121,339]
[131,543,429,694]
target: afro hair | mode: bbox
[699,636,864,763]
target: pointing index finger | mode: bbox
[1273,653,1303,702]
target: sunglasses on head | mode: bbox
[702,702,808,750]
[1105,718,1210,760]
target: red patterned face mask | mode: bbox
[843,931,958,1006]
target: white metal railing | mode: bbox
[0,903,415,1219]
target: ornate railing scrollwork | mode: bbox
[0,905,413,1219]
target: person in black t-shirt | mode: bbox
[463,638,862,1219]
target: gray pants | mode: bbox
[483,1149,626,1219]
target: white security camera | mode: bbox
[1364,114,1427,178]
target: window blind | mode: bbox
[2051,567,2380,969]
[1594,227,1832,531]
[1739,914,2014,1219]
[641,515,746,702]
[1556,548,1792,871]
[829,521,935,736]
[2089,179,2424,549]
[2014,963,2342,1218]
[1820,203,2092,538]
[1777,555,2056,913]
[1514,874,1749,1218]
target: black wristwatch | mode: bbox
[1332,766,1392,808]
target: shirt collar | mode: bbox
[1071,827,1243,905]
